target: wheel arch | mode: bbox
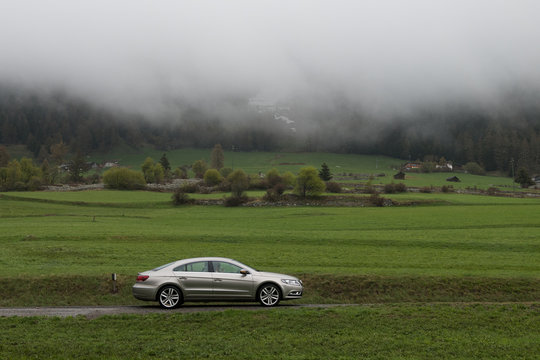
[256,281,283,300]
[155,283,184,301]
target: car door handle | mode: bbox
[178,277,187,280]
[214,279,222,282]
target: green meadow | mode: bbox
[1,189,539,359]
[89,147,518,189]
[1,190,539,279]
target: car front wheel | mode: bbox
[158,286,183,309]
[257,284,281,307]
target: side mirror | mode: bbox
[240,269,250,276]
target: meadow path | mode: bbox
[0,304,354,319]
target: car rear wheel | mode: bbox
[257,284,281,307]
[158,286,183,309]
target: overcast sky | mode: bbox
[1,0,539,116]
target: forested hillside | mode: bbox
[1,86,539,173]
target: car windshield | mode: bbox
[236,261,257,272]
[152,262,175,271]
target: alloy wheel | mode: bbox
[259,285,280,306]
[159,287,181,309]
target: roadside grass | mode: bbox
[2,274,539,307]
[1,304,539,359]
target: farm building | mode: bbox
[446,176,461,182]
[403,162,421,171]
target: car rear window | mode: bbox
[152,262,174,271]
[173,261,209,272]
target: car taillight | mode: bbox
[136,275,149,282]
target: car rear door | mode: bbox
[173,261,213,299]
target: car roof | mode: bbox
[177,257,237,263]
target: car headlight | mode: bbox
[281,279,301,286]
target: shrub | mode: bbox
[486,187,499,195]
[281,172,296,188]
[294,167,326,197]
[215,180,231,192]
[420,186,433,193]
[266,168,282,188]
[248,177,267,190]
[464,162,486,175]
[368,193,385,207]
[383,183,396,194]
[441,185,454,193]
[263,189,281,202]
[263,183,287,202]
[272,183,286,195]
[219,167,233,178]
[224,195,248,207]
[515,168,534,188]
[141,157,164,183]
[103,167,146,190]
[325,181,342,193]
[27,176,42,191]
[227,169,249,198]
[204,169,223,186]
[174,167,188,179]
[192,159,208,178]
[172,189,193,206]
[394,183,407,193]
[179,182,199,193]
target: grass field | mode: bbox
[1,191,539,278]
[1,304,539,359]
[1,190,539,358]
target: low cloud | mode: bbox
[1,0,540,120]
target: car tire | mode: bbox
[158,286,183,309]
[257,284,281,307]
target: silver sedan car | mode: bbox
[132,257,303,308]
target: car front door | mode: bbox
[211,261,254,299]
[173,261,213,299]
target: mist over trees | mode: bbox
[0,85,539,174]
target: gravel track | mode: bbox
[0,304,355,319]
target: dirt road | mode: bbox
[0,304,354,319]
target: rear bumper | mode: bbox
[132,283,157,301]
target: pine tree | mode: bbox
[318,163,332,181]
[159,153,171,171]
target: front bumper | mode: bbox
[281,284,303,300]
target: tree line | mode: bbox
[1,86,539,174]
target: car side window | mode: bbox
[173,261,209,272]
[212,261,242,273]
